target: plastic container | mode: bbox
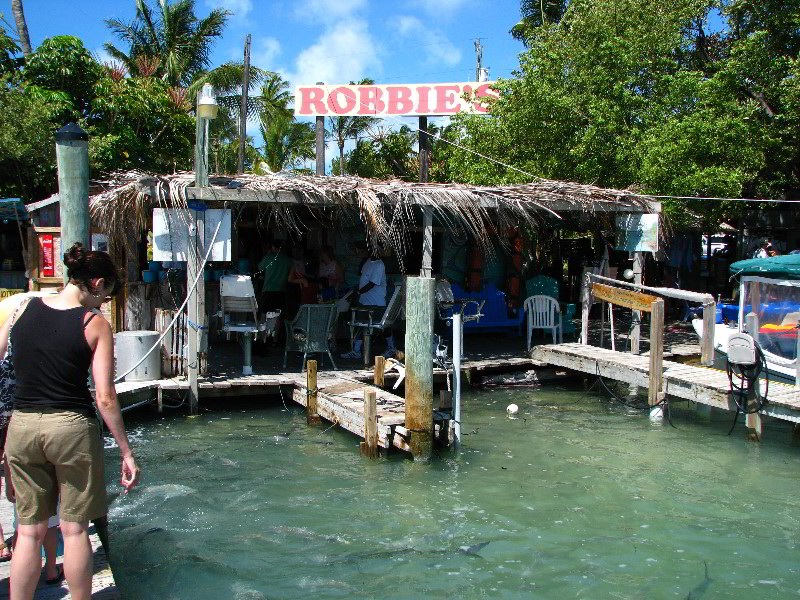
[148,261,161,272]
[142,270,157,283]
[114,331,162,382]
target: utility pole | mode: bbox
[474,38,484,82]
[315,82,325,175]
[238,34,252,175]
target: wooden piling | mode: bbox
[405,276,435,461]
[580,274,591,345]
[631,251,644,355]
[745,312,762,440]
[55,123,90,285]
[374,355,385,387]
[648,298,664,406]
[360,389,378,458]
[306,359,320,424]
[701,300,716,366]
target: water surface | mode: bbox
[105,385,800,598]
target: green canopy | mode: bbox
[729,254,800,280]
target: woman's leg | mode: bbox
[10,521,48,600]
[59,520,92,600]
[42,526,59,580]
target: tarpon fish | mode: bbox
[686,562,712,599]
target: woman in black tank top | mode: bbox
[0,243,140,600]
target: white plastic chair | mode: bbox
[523,294,562,350]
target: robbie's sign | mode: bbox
[294,82,498,117]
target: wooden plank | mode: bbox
[307,359,320,424]
[592,282,656,313]
[374,355,385,387]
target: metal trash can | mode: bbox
[115,330,162,382]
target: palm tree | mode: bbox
[10,0,32,57]
[260,114,315,173]
[254,72,293,130]
[326,78,379,176]
[104,0,228,86]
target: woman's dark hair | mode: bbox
[64,242,122,296]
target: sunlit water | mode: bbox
[104,384,800,599]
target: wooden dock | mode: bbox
[532,343,800,424]
[0,496,118,599]
[114,356,541,453]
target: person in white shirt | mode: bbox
[341,242,397,359]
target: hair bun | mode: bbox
[64,242,87,272]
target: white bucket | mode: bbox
[115,330,162,382]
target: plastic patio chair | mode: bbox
[284,303,338,370]
[523,294,562,350]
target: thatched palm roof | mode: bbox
[88,170,657,263]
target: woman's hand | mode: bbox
[120,452,140,492]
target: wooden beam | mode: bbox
[631,252,643,355]
[745,312,762,441]
[580,273,591,345]
[648,298,664,406]
[592,282,657,313]
[700,300,716,366]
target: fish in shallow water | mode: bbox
[686,561,711,599]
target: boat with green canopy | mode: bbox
[693,254,800,385]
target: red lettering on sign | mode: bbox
[473,83,498,113]
[329,87,357,114]
[358,86,385,115]
[298,87,327,115]
[41,234,54,277]
[433,85,461,114]
[416,86,432,114]
[386,87,413,114]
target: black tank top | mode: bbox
[11,298,95,414]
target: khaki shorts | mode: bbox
[5,409,107,525]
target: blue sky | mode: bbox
[5,0,529,170]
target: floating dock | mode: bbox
[532,343,800,425]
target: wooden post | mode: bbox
[648,298,664,406]
[189,93,211,415]
[315,82,325,176]
[306,359,320,424]
[157,387,163,414]
[608,302,615,351]
[374,355,385,387]
[237,33,251,175]
[405,276,435,461]
[360,388,378,458]
[745,312,762,440]
[580,274,591,345]
[631,251,644,355]
[701,300,716,366]
[419,115,429,183]
[55,123,90,284]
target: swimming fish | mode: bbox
[459,541,490,556]
[686,561,712,599]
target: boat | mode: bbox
[692,254,800,385]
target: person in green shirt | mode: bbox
[257,240,291,313]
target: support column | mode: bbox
[648,298,664,406]
[419,115,429,183]
[421,208,433,278]
[315,82,325,176]
[405,276,435,461]
[55,123,90,284]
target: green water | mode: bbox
[105,385,800,599]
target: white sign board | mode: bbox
[152,208,231,262]
[616,214,659,253]
[294,82,498,117]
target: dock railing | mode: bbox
[581,273,716,367]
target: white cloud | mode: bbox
[252,37,282,70]
[205,0,253,19]
[297,0,367,20]
[392,15,461,66]
[287,19,382,87]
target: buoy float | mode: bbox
[507,403,519,416]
